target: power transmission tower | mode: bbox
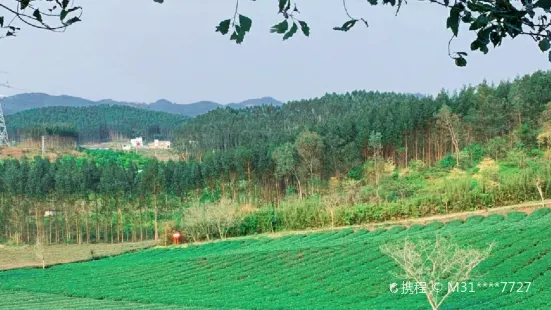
[0,97,9,147]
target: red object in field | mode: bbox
[172,232,181,245]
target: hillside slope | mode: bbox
[6,105,187,143]
[1,93,283,117]
[0,209,549,309]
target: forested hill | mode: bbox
[5,105,187,143]
[0,93,283,117]
[174,70,551,179]
[3,71,551,246]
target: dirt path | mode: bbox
[0,241,156,271]
[358,199,551,230]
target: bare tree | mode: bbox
[435,105,462,167]
[209,199,240,240]
[535,177,545,207]
[182,200,242,241]
[33,238,45,269]
[182,205,210,242]
[161,221,176,246]
[380,235,493,310]
[368,131,383,201]
[322,194,344,229]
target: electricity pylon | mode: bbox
[0,97,9,147]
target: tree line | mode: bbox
[6,105,187,144]
[174,70,551,191]
[0,145,550,245]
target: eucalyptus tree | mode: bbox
[99,159,128,242]
[26,157,54,242]
[138,160,166,241]
[435,105,462,167]
[272,142,301,198]
[171,161,188,203]
[295,130,324,195]
[2,159,26,243]
[54,156,84,243]
[367,131,383,201]
[81,159,100,241]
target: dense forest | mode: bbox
[174,71,551,174]
[5,105,188,143]
[2,70,551,245]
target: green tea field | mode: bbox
[0,209,550,309]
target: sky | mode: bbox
[0,0,550,105]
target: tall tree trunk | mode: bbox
[117,203,122,243]
[427,124,432,165]
[104,221,108,244]
[536,178,545,207]
[140,203,143,242]
[309,162,314,195]
[295,173,303,200]
[75,215,81,245]
[404,134,408,167]
[85,208,90,244]
[154,191,159,241]
[34,202,41,243]
[95,196,100,242]
[64,202,70,243]
[415,131,419,161]
[247,160,252,204]
[55,220,59,243]
[48,218,52,244]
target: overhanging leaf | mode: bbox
[283,22,298,40]
[33,9,42,23]
[215,19,231,35]
[461,11,473,23]
[239,15,252,33]
[469,15,488,31]
[333,20,357,32]
[447,6,462,36]
[234,25,245,44]
[64,16,81,25]
[298,20,310,37]
[455,57,467,67]
[539,38,551,52]
[60,7,80,21]
[480,44,489,54]
[278,0,288,12]
[20,0,30,10]
[470,39,482,51]
[270,20,288,34]
[477,27,492,44]
[535,0,551,9]
[490,31,501,47]
[284,0,291,12]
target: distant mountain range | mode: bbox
[0,93,284,117]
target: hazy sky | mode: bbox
[0,1,549,104]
